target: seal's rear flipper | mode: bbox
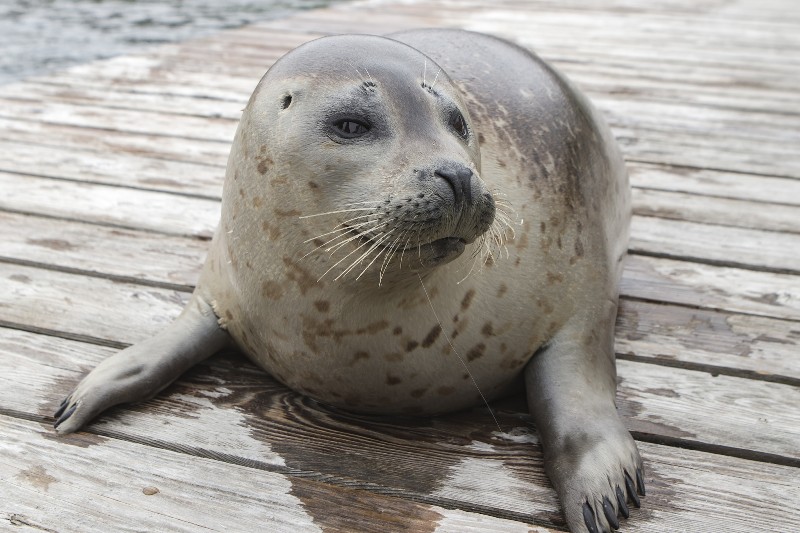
[53,294,229,434]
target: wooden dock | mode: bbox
[2,0,798,531]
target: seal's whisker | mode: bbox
[299,207,374,219]
[356,231,396,282]
[326,222,388,255]
[398,229,415,269]
[302,216,376,244]
[457,253,480,284]
[380,229,407,281]
[301,217,380,256]
[341,230,393,281]
[299,220,379,262]
[317,232,377,282]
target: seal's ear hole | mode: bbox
[281,94,293,110]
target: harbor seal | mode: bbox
[54,29,644,533]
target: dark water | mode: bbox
[0,0,344,84]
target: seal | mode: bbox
[54,29,643,533]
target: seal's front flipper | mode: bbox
[524,308,644,533]
[54,293,229,434]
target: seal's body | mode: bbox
[56,29,644,533]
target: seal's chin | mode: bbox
[412,236,466,269]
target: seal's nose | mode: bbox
[435,164,473,205]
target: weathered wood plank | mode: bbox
[1,415,545,533]
[617,299,800,382]
[0,172,219,238]
[628,163,800,206]
[1,264,189,345]
[632,188,800,234]
[622,254,800,320]
[629,216,800,273]
[0,141,225,198]
[0,212,205,288]
[0,118,229,168]
[0,99,237,143]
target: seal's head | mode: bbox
[228,35,497,286]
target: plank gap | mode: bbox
[0,113,232,145]
[0,167,223,202]
[616,353,800,388]
[629,249,800,277]
[0,320,127,350]
[0,207,214,241]
[0,256,194,294]
[631,432,800,469]
[626,157,800,181]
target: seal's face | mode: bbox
[247,35,497,285]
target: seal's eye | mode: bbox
[450,111,469,140]
[334,119,370,138]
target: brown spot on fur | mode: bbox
[547,272,564,284]
[406,340,419,352]
[478,132,486,144]
[283,257,316,295]
[540,221,546,233]
[386,375,402,385]
[262,280,284,300]
[238,187,245,198]
[500,342,508,353]
[393,326,403,335]
[261,220,281,240]
[385,353,403,362]
[252,196,264,208]
[275,208,301,218]
[537,299,555,315]
[575,238,584,257]
[421,325,442,347]
[437,386,455,396]
[308,181,319,189]
[460,289,476,311]
[410,388,427,398]
[257,156,273,175]
[225,310,233,320]
[314,300,330,313]
[356,320,389,335]
[351,351,370,365]
[466,343,486,362]
[481,323,494,337]
[462,373,469,380]
[497,283,508,298]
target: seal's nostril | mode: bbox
[435,164,473,205]
[457,168,473,181]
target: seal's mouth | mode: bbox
[345,224,467,271]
